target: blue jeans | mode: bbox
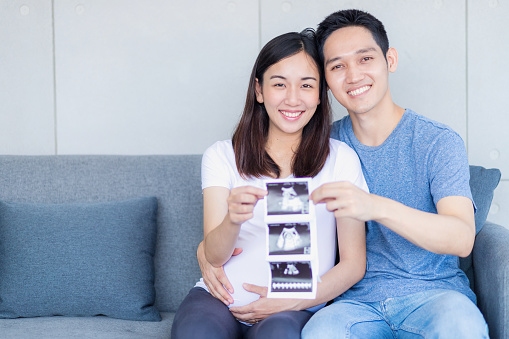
[302,289,488,338]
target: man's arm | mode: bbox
[311,181,475,257]
[197,241,235,305]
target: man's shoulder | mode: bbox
[403,109,463,144]
[331,115,351,141]
[406,110,457,133]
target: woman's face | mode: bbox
[255,51,320,139]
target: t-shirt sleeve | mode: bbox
[334,142,369,193]
[428,130,474,209]
[201,141,234,190]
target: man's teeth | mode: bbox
[348,85,370,96]
[281,111,302,118]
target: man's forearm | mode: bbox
[373,195,475,257]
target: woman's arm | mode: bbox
[203,185,267,267]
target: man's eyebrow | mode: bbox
[325,47,378,66]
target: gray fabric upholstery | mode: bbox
[474,222,509,339]
[0,155,203,314]
[0,312,174,339]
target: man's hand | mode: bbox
[311,181,376,221]
[229,283,302,324]
[197,241,242,305]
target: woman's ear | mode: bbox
[255,78,264,103]
[386,47,398,73]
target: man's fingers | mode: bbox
[216,270,234,294]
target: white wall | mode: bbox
[0,0,506,227]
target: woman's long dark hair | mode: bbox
[232,28,331,179]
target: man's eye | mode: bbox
[362,57,373,62]
[331,64,343,71]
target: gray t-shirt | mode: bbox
[331,109,476,303]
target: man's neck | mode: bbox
[349,102,405,147]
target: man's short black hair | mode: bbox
[316,9,389,61]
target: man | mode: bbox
[301,9,488,338]
[197,8,488,338]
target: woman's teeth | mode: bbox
[280,111,302,118]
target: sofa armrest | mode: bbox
[473,221,509,339]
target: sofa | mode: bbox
[0,155,506,339]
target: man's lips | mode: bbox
[347,85,371,96]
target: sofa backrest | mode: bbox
[0,155,203,313]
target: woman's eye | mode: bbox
[302,84,313,88]
[274,83,285,87]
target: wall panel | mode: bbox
[54,0,259,154]
[0,0,55,155]
[468,1,508,176]
[467,0,507,226]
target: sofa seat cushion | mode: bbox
[0,197,160,321]
[0,312,174,339]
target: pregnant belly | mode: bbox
[223,244,269,307]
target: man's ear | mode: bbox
[386,47,398,73]
[255,78,264,103]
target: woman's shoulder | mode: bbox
[202,140,237,189]
[205,139,233,152]
[328,138,358,159]
[203,139,234,159]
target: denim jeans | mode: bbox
[301,289,488,338]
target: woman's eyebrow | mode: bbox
[269,75,317,81]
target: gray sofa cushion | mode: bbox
[0,155,204,313]
[459,165,501,292]
[0,197,160,321]
[469,165,501,234]
[0,311,175,339]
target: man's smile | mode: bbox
[347,85,371,97]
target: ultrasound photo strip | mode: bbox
[264,179,313,221]
[263,178,318,299]
[266,222,315,262]
[267,261,317,299]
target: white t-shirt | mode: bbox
[195,138,368,308]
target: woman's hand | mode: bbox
[226,186,267,225]
[229,283,303,323]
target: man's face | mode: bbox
[323,26,396,116]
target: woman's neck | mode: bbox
[265,130,301,178]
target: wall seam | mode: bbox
[51,0,58,155]
[258,0,262,50]
[465,0,469,154]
